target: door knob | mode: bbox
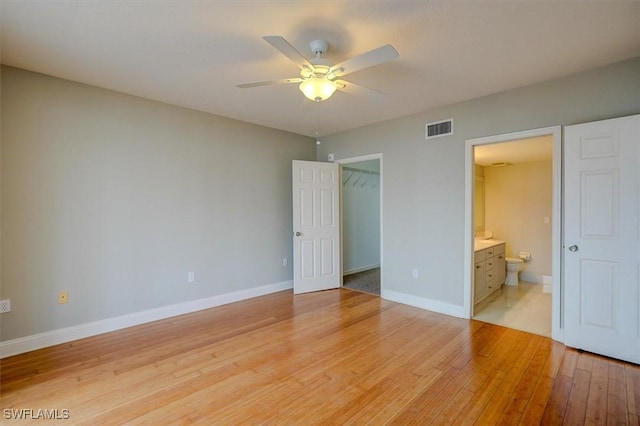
[568,244,579,252]
[295,231,301,237]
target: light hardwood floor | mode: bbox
[1,289,639,424]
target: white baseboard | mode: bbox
[381,289,466,319]
[343,264,380,276]
[0,280,293,359]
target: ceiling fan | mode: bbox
[237,36,399,102]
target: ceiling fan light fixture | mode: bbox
[299,77,337,102]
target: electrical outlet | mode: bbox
[0,299,11,313]
[58,291,68,304]
[188,272,195,283]
[282,257,288,266]
[412,268,419,279]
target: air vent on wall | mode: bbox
[425,118,454,139]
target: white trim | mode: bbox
[0,280,292,359]
[551,130,563,342]
[343,264,380,276]
[336,154,383,295]
[382,289,466,318]
[464,126,563,342]
[336,153,382,164]
[464,137,475,316]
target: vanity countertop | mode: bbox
[474,239,505,252]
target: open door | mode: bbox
[564,114,640,364]
[292,160,341,294]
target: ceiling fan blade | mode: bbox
[330,44,398,77]
[236,78,302,89]
[263,36,314,71]
[335,80,385,99]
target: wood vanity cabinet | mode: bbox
[474,243,506,304]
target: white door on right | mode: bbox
[564,114,640,364]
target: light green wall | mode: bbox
[318,57,640,307]
[0,66,315,340]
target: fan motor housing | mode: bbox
[309,39,329,56]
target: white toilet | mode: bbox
[505,257,524,286]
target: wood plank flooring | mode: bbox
[1,289,639,424]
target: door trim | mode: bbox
[464,126,563,342]
[336,153,383,294]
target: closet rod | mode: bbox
[342,166,379,175]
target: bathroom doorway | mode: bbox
[464,127,562,341]
[336,154,383,296]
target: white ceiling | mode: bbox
[2,1,639,138]
[474,135,553,167]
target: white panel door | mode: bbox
[292,160,340,294]
[564,114,640,364]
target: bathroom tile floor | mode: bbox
[473,281,552,337]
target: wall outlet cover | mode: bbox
[0,299,10,313]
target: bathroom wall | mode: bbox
[342,160,381,274]
[474,166,485,234]
[484,161,552,279]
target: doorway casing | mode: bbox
[336,153,383,294]
[464,126,563,342]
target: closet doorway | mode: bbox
[337,154,383,296]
